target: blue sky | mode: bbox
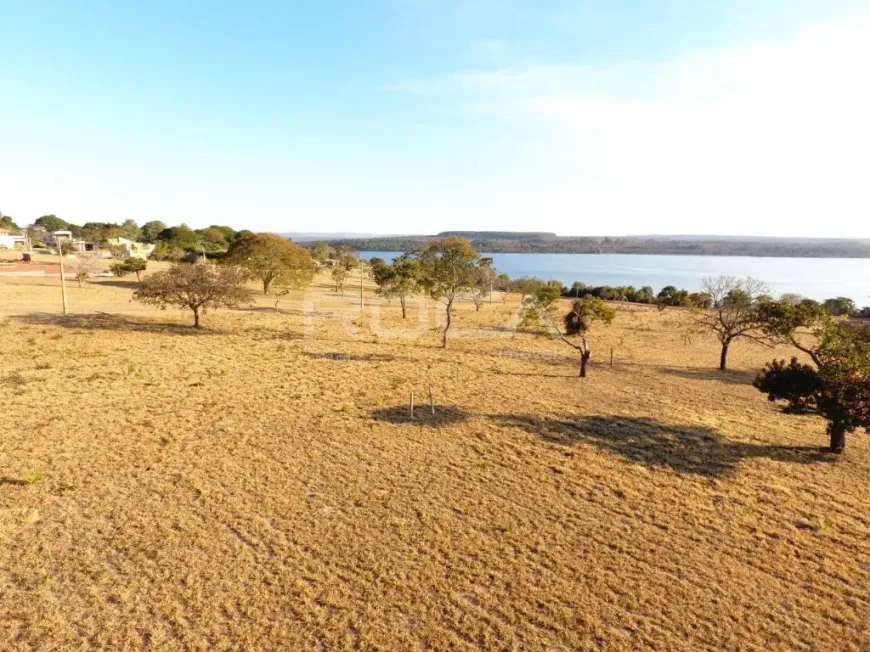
[1,1,868,236]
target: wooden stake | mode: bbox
[409,391,414,419]
[58,238,69,316]
[610,347,613,367]
[428,385,435,415]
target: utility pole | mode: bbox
[57,235,69,315]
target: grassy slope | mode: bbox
[1,273,868,650]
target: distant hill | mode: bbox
[281,232,394,242]
[305,231,870,258]
[435,231,558,241]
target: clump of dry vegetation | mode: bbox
[1,272,869,649]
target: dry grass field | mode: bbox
[1,269,869,650]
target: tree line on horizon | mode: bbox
[322,233,870,258]
[1,214,255,260]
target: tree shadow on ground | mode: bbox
[11,313,219,336]
[91,279,142,290]
[491,369,576,379]
[304,352,395,362]
[489,414,834,478]
[657,367,759,386]
[234,306,346,318]
[371,405,470,427]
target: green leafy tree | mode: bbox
[372,254,420,318]
[823,297,857,317]
[107,243,129,260]
[119,219,142,241]
[368,257,389,281]
[225,233,310,294]
[35,215,69,232]
[468,257,496,311]
[133,263,253,328]
[149,240,170,261]
[754,321,870,453]
[109,257,146,280]
[0,214,20,233]
[110,261,130,278]
[209,225,236,242]
[196,226,235,252]
[78,222,123,243]
[140,220,167,243]
[124,257,147,281]
[495,273,511,301]
[157,225,200,251]
[656,285,689,309]
[687,292,712,309]
[532,296,616,377]
[417,237,481,348]
[638,286,655,304]
[569,281,587,298]
[755,298,831,367]
[330,251,358,296]
[311,241,336,263]
[518,279,564,328]
[270,247,317,310]
[331,265,350,295]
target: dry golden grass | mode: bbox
[1,273,869,650]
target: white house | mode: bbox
[44,230,74,246]
[0,230,25,249]
[44,230,96,253]
[106,237,155,260]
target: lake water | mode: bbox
[360,252,870,305]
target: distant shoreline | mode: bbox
[312,233,870,259]
[355,250,870,260]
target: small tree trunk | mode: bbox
[400,295,407,319]
[719,342,729,371]
[829,426,846,454]
[135,270,141,282]
[193,307,201,328]
[442,300,453,348]
[579,350,590,377]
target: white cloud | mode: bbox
[387,19,870,236]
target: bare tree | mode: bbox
[133,263,253,327]
[690,275,773,370]
[72,254,100,288]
